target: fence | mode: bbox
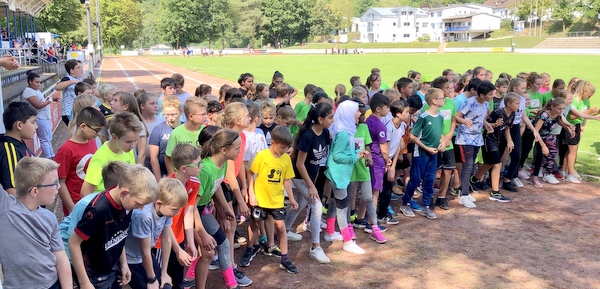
[564,31,599,37]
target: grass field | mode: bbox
[285,37,545,49]
[153,53,600,180]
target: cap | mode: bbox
[420,75,435,83]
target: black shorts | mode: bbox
[407,143,415,156]
[396,154,411,170]
[561,123,581,146]
[439,149,457,169]
[220,182,238,206]
[482,139,505,165]
[250,206,286,221]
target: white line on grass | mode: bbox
[115,59,139,90]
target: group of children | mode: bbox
[0,61,599,289]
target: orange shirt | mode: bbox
[224,131,246,184]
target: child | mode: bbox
[0,157,73,289]
[325,100,370,254]
[473,66,487,80]
[282,103,334,263]
[542,79,565,106]
[243,103,268,170]
[75,82,94,97]
[247,126,299,273]
[69,164,159,289]
[126,178,188,289]
[277,103,299,137]
[149,96,181,181]
[79,112,144,196]
[68,94,99,135]
[207,100,224,126]
[396,77,415,101]
[165,97,207,174]
[195,129,251,288]
[454,82,495,209]
[195,84,212,98]
[252,83,270,105]
[273,83,292,105]
[98,84,117,119]
[23,71,58,158]
[352,85,369,106]
[268,71,298,99]
[0,102,37,195]
[157,77,176,117]
[110,91,149,165]
[539,73,551,93]
[492,77,509,111]
[172,73,192,107]
[238,73,254,98]
[259,102,276,147]
[365,94,398,224]
[137,92,165,169]
[295,84,316,117]
[399,88,445,219]
[56,59,82,125]
[517,73,544,181]
[350,76,362,87]
[366,73,383,99]
[334,84,347,102]
[56,108,106,215]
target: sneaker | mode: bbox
[287,231,302,242]
[518,169,530,180]
[240,246,261,267]
[233,268,252,287]
[364,223,387,233]
[390,194,399,201]
[349,214,358,223]
[323,231,343,242]
[182,278,196,288]
[553,170,564,180]
[565,174,582,184]
[387,205,396,216]
[531,176,543,188]
[459,195,477,208]
[573,171,582,180]
[467,193,476,203]
[542,174,560,185]
[489,191,511,203]
[378,213,400,225]
[353,218,367,229]
[435,198,449,210]
[502,181,519,192]
[450,187,461,196]
[370,228,387,244]
[279,259,299,274]
[263,245,282,257]
[511,178,524,188]
[410,200,422,212]
[209,259,219,271]
[469,177,481,193]
[342,241,365,255]
[420,206,437,220]
[400,204,416,217]
[308,247,330,264]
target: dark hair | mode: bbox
[238,73,253,86]
[76,106,106,127]
[476,81,496,97]
[195,84,212,97]
[407,94,423,111]
[465,78,483,92]
[350,76,361,87]
[366,73,381,89]
[369,93,390,111]
[294,102,333,154]
[200,128,239,159]
[171,73,185,86]
[527,72,542,89]
[102,161,128,190]
[390,100,407,116]
[64,59,81,74]
[537,96,566,119]
[473,66,486,77]
[270,71,284,89]
[224,88,243,103]
[311,91,329,104]
[396,77,413,91]
[3,102,37,131]
[83,78,96,86]
[303,84,317,97]
[432,76,449,89]
[26,70,40,84]
[271,125,293,146]
[498,72,512,81]
[75,82,92,95]
[198,125,220,148]
[371,68,381,74]
[409,71,421,80]
[207,100,223,113]
[336,95,351,106]
[171,143,201,169]
[442,69,454,76]
[552,79,565,89]
[160,77,176,89]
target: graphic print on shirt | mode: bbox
[76,154,94,180]
[310,144,327,166]
[267,167,282,183]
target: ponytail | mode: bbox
[293,102,333,156]
[200,128,240,159]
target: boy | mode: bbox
[365,94,398,225]
[0,102,36,195]
[259,102,276,148]
[399,88,445,220]
[79,112,144,196]
[56,59,83,125]
[165,97,207,174]
[295,84,316,118]
[381,100,410,214]
[396,77,415,101]
[157,77,176,117]
[350,76,362,87]
[247,126,299,273]
[273,83,292,105]
[0,157,72,289]
[149,96,182,181]
[126,178,188,289]
[75,82,94,96]
[69,164,159,289]
[172,73,191,107]
[56,107,106,215]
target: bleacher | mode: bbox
[534,37,600,49]
[1,60,66,109]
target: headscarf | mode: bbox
[330,100,359,148]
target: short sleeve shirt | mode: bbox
[365,114,387,166]
[59,75,81,116]
[568,98,588,125]
[55,139,97,213]
[386,120,406,157]
[411,111,443,155]
[537,111,560,137]
[148,121,174,177]
[0,136,33,190]
[250,149,295,209]
[423,98,456,150]
[197,157,227,206]
[243,130,268,168]
[351,124,373,182]
[293,128,330,182]
[125,203,172,264]
[485,108,514,142]
[84,142,135,192]
[165,125,204,157]
[455,97,489,146]
[23,87,51,120]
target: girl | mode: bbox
[238,73,254,98]
[219,84,232,104]
[564,81,600,183]
[137,92,165,170]
[284,103,334,263]
[252,83,270,104]
[268,71,298,99]
[539,73,551,93]
[23,71,58,158]
[334,84,346,103]
[223,88,243,106]
[276,103,297,128]
[110,91,149,165]
[206,100,224,126]
[259,102,276,147]
[365,73,382,99]
[194,128,250,289]
[567,77,581,93]
[491,77,509,111]
[473,66,487,80]
[409,71,421,83]
[455,73,471,94]
[149,96,181,181]
[69,94,99,135]
[97,83,117,118]
[532,97,575,187]
[195,84,212,98]
[517,73,543,181]
[324,100,369,254]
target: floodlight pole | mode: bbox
[85,0,95,78]
[95,0,102,60]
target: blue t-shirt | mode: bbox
[455,97,488,146]
[453,92,467,114]
[59,192,99,260]
[125,203,172,264]
[148,121,174,177]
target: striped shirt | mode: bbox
[0,136,33,190]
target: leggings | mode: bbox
[533,135,558,177]
[348,181,378,225]
[199,212,232,271]
[506,125,523,179]
[325,187,351,231]
[285,178,323,244]
[519,128,535,168]
[458,145,479,196]
[61,115,70,126]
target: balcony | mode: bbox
[445,26,470,32]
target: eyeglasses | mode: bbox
[436,97,446,101]
[28,180,59,192]
[185,162,201,168]
[85,123,102,134]
[163,113,179,117]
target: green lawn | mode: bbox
[153,53,600,179]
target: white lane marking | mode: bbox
[114,59,139,90]
[126,59,163,80]
[135,58,221,89]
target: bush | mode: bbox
[419,34,431,42]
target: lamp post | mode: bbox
[84,0,95,78]
[95,0,102,60]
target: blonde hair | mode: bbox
[158,178,188,207]
[69,94,98,133]
[119,164,160,201]
[425,88,443,105]
[508,78,527,94]
[260,101,276,118]
[15,157,59,197]
[183,97,207,117]
[383,88,401,102]
[218,102,247,128]
[109,111,144,139]
[162,95,181,110]
[98,84,117,102]
[573,80,595,101]
[334,84,346,98]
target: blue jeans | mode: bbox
[402,152,438,207]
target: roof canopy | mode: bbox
[0,0,52,17]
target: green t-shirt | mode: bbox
[411,111,443,155]
[423,98,455,150]
[528,91,544,117]
[541,91,554,106]
[350,124,372,182]
[568,98,589,125]
[165,124,204,157]
[294,101,308,117]
[84,142,135,192]
[197,157,227,206]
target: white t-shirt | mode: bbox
[386,119,406,157]
[23,87,51,120]
[243,129,268,167]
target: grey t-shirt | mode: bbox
[125,203,172,264]
[0,185,63,289]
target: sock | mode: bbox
[281,254,288,262]
[438,196,446,199]
[350,210,356,216]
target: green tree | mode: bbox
[100,0,143,49]
[237,0,265,48]
[330,0,355,30]
[516,0,553,21]
[310,0,338,38]
[204,0,237,49]
[261,0,310,48]
[139,0,161,48]
[156,0,205,48]
[35,0,85,34]
[553,0,575,31]
[576,0,600,20]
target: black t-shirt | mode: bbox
[99,103,113,117]
[486,108,515,142]
[293,128,330,181]
[0,136,33,190]
[258,123,275,148]
[492,97,503,111]
[74,191,132,274]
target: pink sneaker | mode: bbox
[531,176,543,188]
[370,226,387,244]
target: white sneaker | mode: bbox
[342,241,365,255]
[459,195,477,208]
[308,247,331,263]
[565,174,581,184]
[323,231,343,242]
[287,231,303,241]
[320,219,327,230]
[573,171,582,180]
[518,170,530,180]
[512,178,524,188]
[542,174,560,184]
[468,193,477,202]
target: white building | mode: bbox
[356,3,502,43]
[483,0,517,19]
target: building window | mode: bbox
[404,22,410,26]
[403,34,410,38]
[409,11,413,15]
[393,34,396,38]
[431,23,435,28]
[401,11,407,15]
[437,12,442,17]
[416,26,419,33]
[430,12,434,17]
[393,22,396,26]
[423,22,428,28]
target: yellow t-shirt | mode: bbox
[84,142,135,192]
[250,149,295,209]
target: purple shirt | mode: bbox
[365,115,387,168]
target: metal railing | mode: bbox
[564,31,599,37]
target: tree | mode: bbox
[353,0,377,16]
[553,0,575,31]
[35,0,84,34]
[100,0,143,49]
[237,0,265,48]
[309,0,338,38]
[261,0,311,48]
[516,0,553,21]
[156,0,205,48]
[203,0,237,49]
[576,0,600,20]
[330,0,355,31]
[139,0,161,48]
